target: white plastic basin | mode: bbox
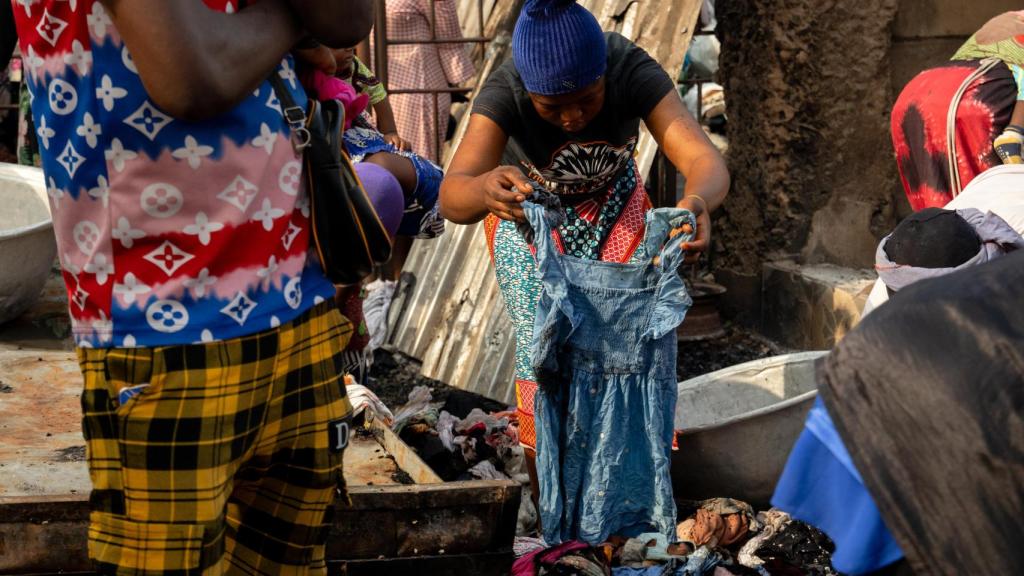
[0,164,56,325]
[672,351,829,506]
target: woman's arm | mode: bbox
[440,114,534,224]
[100,0,301,120]
[645,90,730,258]
[100,0,373,121]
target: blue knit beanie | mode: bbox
[512,0,607,95]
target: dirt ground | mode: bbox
[678,324,785,382]
[369,348,511,412]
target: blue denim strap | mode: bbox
[523,200,578,332]
[643,208,696,340]
[644,208,696,270]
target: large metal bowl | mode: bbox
[672,351,828,507]
[0,164,55,325]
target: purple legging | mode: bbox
[353,162,403,238]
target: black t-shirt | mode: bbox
[473,32,675,198]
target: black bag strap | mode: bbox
[268,73,312,153]
[242,0,313,150]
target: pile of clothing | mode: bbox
[389,385,524,484]
[344,374,396,427]
[513,499,840,576]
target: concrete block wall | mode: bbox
[714,0,1018,340]
[760,261,875,350]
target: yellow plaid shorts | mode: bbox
[78,302,353,575]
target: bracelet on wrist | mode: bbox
[684,194,708,213]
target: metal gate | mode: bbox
[368,0,494,163]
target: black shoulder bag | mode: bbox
[268,73,392,286]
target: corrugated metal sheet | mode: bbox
[456,0,498,38]
[388,0,703,404]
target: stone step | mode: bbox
[760,260,876,350]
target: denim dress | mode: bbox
[524,199,695,545]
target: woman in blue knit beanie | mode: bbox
[439,0,730,545]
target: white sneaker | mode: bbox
[363,279,396,352]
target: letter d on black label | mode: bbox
[329,415,352,453]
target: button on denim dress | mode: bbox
[524,199,695,545]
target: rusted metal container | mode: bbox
[0,350,521,576]
[677,281,727,342]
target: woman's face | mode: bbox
[332,47,356,78]
[528,77,606,133]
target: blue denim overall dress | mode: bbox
[524,199,695,545]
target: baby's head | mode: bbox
[332,47,356,79]
[883,208,981,270]
[878,207,983,297]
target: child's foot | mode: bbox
[995,128,1024,165]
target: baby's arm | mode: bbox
[374,98,410,152]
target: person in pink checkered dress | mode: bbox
[384,0,476,162]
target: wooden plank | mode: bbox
[1,572,92,576]
[370,418,442,484]
[343,432,410,487]
[334,551,513,576]
[333,480,520,560]
[3,552,517,576]
[0,521,89,575]
[0,495,89,521]
[0,496,91,573]
[328,485,520,560]
[345,480,519,510]
[1,450,519,574]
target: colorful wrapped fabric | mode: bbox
[484,163,652,450]
[951,11,1024,67]
[891,60,1016,210]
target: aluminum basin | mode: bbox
[672,351,828,507]
[0,164,55,325]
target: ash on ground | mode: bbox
[367,348,508,413]
[678,324,786,382]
